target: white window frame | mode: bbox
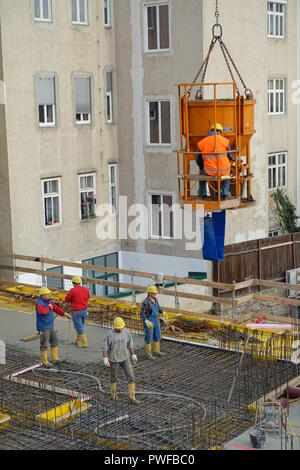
[34,0,52,22]
[269,228,280,238]
[72,0,88,25]
[268,151,287,190]
[105,70,114,123]
[42,178,62,228]
[144,2,170,52]
[36,76,56,128]
[78,173,96,221]
[267,1,286,39]
[103,0,111,27]
[268,78,286,115]
[74,75,92,125]
[108,164,118,216]
[146,99,171,145]
[149,192,174,240]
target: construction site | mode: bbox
[1,0,300,453]
[0,252,300,451]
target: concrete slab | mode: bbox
[0,308,145,364]
[224,402,300,450]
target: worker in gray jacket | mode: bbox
[102,316,139,405]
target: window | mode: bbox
[34,0,52,21]
[36,76,56,127]
[150,193,174,239]
[268,152,287,190]
[267,2,286,38]
[106,71,114,123]
[268,78,285,115]
[42,178,61,227]
[147,100,171,145]
[74,76,91,124]
[72,0,88,25]
[145,3,169,51]
[108,164,118,215]
[269,229,280,238]
[104,0,111,27]
[47,266,64,290]
[79,174,96,220]
[82,253,119,296]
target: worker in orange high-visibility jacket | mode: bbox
[196,123,232,200]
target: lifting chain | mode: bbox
[190,0,253,100]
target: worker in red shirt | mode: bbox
[36,287,70,367]
[65,276,90,348]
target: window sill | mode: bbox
[34,18,52,23]
[72,21,89,26]
[44,223,62,229]
[39,123,56,128]
[76,121,92,126]
[144,49,171,55]
[80,217,97,223]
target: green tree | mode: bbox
[272,188,300,234]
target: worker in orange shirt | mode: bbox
[65,276,90,348]
[196,123,232,200]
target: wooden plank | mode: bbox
[0,253,234,291]
[257,279,300,292]
[0,264,233,305]
[235,294,254,305]
[253,293,300,308]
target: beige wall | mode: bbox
[0,0,120,262]
[0,19,13,274]
[202,0,297,241]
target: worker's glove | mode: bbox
[131,354,137,364]
[49,304,53,310]
[64,313,71,319]
[103,357,110,368]
[145,320,153,329]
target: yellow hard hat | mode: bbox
[147,285,158,294]
[72,276,82,285]
[114,317,125,330]
[39,287,51,296]
[211,123,223,133]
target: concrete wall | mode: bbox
[115,0,205,261]
[0,18,13,278]
[202,0,297,241]
[0,0,120,262]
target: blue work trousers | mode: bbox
[199,170,230,197]
[72,310,87,334]
[144,318,161,344]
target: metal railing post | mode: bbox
[232,281,236,319]
[41,255,46,286]
[175,274,180,310]
[131,268,136,304]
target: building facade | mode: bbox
[0,0,299,288]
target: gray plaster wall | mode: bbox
[115,0,204,260]
[0,18,13,275]
[0,0,120,262]
[202,0,297,242]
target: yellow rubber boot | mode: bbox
[128,383,140,405]
[41,350,52,368]
[152,341,166,357]
[73,333,80,346]
[145,343,155,361]
[50,346,61,364]
[77,333,88,348]
[110,382,117,400]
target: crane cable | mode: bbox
[189,0,253,100]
